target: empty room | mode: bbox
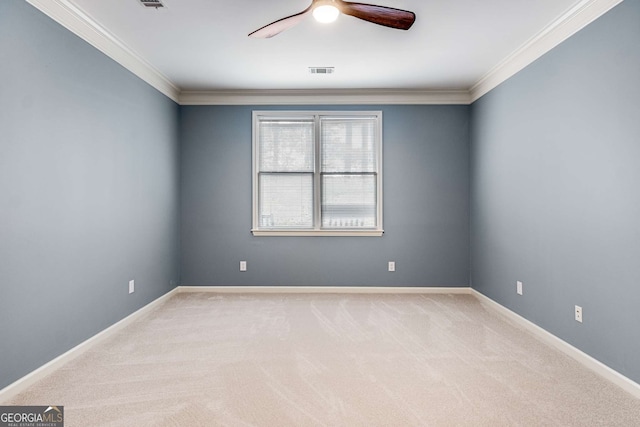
[1,0,639,425]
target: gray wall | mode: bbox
[180,105,470,287]
[470,1,640,383]
[5,0,637,394]
[0,1,180,389]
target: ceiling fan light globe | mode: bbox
[313,5,339,23]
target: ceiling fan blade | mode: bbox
[248,7,312,38]
[337,1,415,30]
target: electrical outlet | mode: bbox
[129,280,135,294]
[575,305,583,323]
[388,261,396,272]
[516,281,523,295]
[240,261,247,272]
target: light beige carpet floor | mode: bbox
[5,292,640,426]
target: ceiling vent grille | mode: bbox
[309,67,335,75]
[139,0,165,8]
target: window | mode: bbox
[252,111,383,236]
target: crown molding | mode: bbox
[26,0,180,102]
[469,0,623,102]
[28,0,620,106]
[178,89,472,105]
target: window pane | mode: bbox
[321,117,376,173]
[260,174,313,228]
[253,111,382,234]
[322,174,376,228]
[259,120,314,172]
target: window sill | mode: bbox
[251,229,384,237]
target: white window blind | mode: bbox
[321,117,377,229]
[252,111,383,236]
[258,119,314,228]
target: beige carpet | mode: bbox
[5,292,640,426]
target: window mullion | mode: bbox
[313,115,322,230]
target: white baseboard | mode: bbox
[177,285,472,295]
[0,288,179,403]
[471,289,640,399]
[3,286,638,403]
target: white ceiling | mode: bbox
[29,0,621,103]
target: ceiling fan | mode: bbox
[248,0,416,38]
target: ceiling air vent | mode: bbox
[139,0,165,8]
[309,67,335,75]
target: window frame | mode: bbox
[252,110,383,237]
